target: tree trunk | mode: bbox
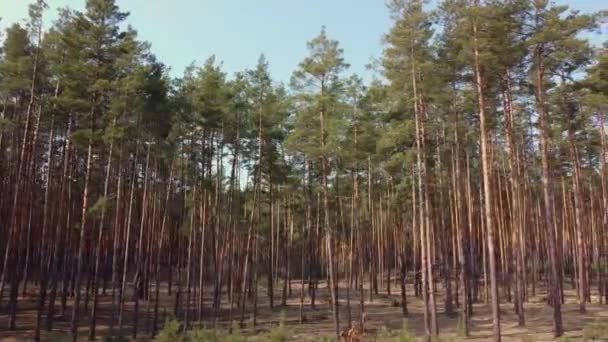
[320,79,340,337]
[89,124,115,340]
[533,38,563,336]
[70,111,95,341]
[471,7,501,340]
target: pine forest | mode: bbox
[0,0,607,341]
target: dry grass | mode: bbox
[1,280,607,341]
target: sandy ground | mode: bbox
[1,278,607,341]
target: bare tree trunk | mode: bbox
[562,84,587,313]
[184,184,196,331]
[117,150,139,335]
[34,114,55,341]
[70,110,96,341]
[320,79,340,337]
[453,114,470,336]
[108,152,124,337]
[152,162,173,337]
[411,50,435,337]
[89,122,115,340]
[533,30,563,336]
[471,7,501,339]
[599,112,607,304]
[46,116,73,331]
[133,145,151,337]
[502,73,525,326]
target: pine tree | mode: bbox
[528,2,595,335]
[288,26,349,338]
[0,1,606,341]
[383,0,439,336]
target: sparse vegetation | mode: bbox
[154,320,182,342]
[375,323,417,342]
[521,335,536,342]
[154,320,248,342]
[583,321,608,341]
[0,1,606,342]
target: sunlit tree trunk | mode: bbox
[533,27,563,336]
[471,6,501,339]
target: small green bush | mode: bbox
[154,320,248,342]
[188,327,222,341]
[456,317,466,337]
[155,319,182,342]
[264,311,292,342]
[583,320,608,341]
[266,325,291,342]
[375,322,416,342]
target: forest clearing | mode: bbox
[0,0,607,341]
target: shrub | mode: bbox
[583,320,608,341]
[265,311,292,342]
[154,320,248,342]
[188,327,222,341]
[375,322,416,342]
[266,325,291,342]
[456,317,466,337]
[155,319,182,342]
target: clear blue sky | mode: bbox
[0,0,605,82]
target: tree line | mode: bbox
[0,0,606,341]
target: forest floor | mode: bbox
[1,279,607,341]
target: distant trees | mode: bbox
[0,0,605,341]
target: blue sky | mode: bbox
[0,0,605,82]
